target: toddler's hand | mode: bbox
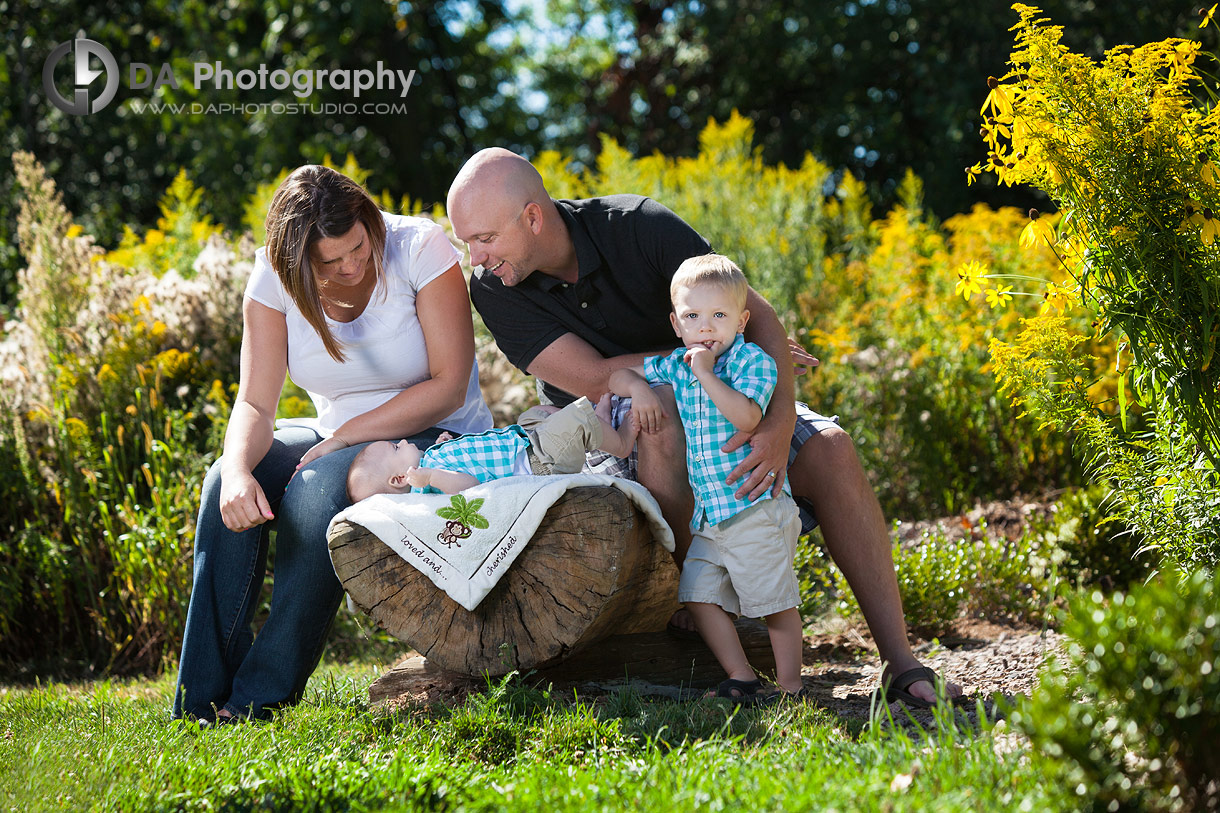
[435,431,455,444]
[630,388,665,434]
[683,345,715,374]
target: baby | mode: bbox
[346,394,637,500]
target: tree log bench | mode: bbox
[330,485,775,700]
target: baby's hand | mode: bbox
[683,345,715,374]
[404,466,432,488]
[435,431,455,444]
[631,388,665,434]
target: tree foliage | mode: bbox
[1,0,539,309]
[519,1,1199,219]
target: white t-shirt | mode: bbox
[244,212,493,438]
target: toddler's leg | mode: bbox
[687,601,755,685]
[765,607,804,694]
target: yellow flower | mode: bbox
[981,76,1013,117]
[66,224,83,239]
[1019,209,1056,249]
[1188,205,1220,244]
[985,285,1014,309]
[955,260,987,301]
[965,164,982,186]
[1200,155,1219,186]
[1170,41,1199,76]
[1201,3,1218,28]
[1040,281,1074,314]
[144,229,165,247]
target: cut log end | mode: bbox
[329,486,679,675]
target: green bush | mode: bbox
[821,521,1056,637]
[1012,571,1220,811]
[1036,484,1152,592]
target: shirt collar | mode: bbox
[712,334,747,371]
[531,199,603,293]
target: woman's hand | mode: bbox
[296,435,351,471]
[219,469,275,532]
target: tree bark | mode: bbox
[328,485,680,675]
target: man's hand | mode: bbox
[789,337,820,376]
[722,405,797,501]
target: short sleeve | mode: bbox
[244,247,289,313]
[388,216,462,293]
[632,197,714,281]
[728,344,778,413]
[644,351,680,386]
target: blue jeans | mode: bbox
[171,425,443,721]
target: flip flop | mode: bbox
[707,677,764,705]
[877,666,969,709]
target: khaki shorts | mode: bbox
[678,494,802,618]
[519,397,603,476]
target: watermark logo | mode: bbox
[43,38,119,115]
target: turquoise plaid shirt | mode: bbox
[411,426,531,494]
[644,335,787,529]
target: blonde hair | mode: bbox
[669,254,749,310]
[265,165,387,362]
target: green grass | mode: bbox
[0,655,1072,812]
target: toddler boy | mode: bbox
[609,254,805,703]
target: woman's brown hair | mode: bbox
[264,165,387,362]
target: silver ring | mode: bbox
[766,471,776,479]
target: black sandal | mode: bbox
[876,666,969,709]
[708,678,764,705]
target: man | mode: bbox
[447,148,963,707]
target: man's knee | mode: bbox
[796,424,858,469]
[789,425,866,504]
[636,418,689,492]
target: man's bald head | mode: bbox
[447,148,548,231]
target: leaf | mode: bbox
[437,507,460,520]
[468,515,489,530]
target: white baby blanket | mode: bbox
[329,474,675,611]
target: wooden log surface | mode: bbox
[369,619,778,705]
[329,486,680,676]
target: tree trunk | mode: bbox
[328,485,680,675]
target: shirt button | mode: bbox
[581,301,588,308]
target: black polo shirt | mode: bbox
[470,195,713,406]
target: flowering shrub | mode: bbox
[0,154,245,671]
[529,115,1090,518]
[972,4,1220,569]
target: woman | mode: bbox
[172,165,492,723]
